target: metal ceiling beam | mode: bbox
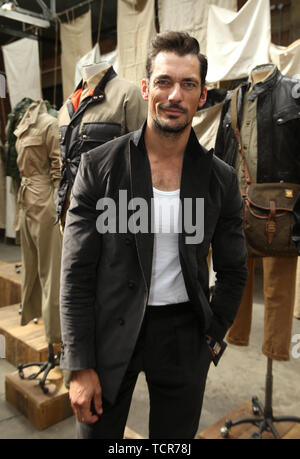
[36,0,56,20]
[0,9,50,28]
[0,24,39,40]
[0,1,57,29]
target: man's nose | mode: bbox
[168,83,183,102]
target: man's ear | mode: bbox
[141,79,149,101]
[198,87,207,110]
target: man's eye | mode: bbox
[156,79,170,86]
[183,82,197,88]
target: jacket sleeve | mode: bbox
[59,152,102,371]
[206,167,248,342]
[46,118,61,187]
[214,94,231,160]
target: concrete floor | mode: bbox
[0,239,300,439]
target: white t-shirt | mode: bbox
[147,187,189,306]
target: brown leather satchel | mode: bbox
[230,85,300,257]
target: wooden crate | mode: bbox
[0,262,21,308]
[198,400,299,439]
[5,368,73,430]
[5,369,144,435]
[0,304,60,366]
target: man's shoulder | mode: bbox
[211,152,236,183]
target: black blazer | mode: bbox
[60,124,248,404]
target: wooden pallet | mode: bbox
[5,368,73,430]
[0,304,59,367]
[0,262,21,308]
[198,400,300,439]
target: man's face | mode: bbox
[142,51,207,135]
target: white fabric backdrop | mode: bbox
[60,10,92,101]
[158,0,237,56]
[2,38,42,239]
[2,38,42,108]
[206,0,271,83]
[269,40,300,78]
[117,0,156,87]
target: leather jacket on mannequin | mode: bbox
[215,65,300,184]
[215,64,300,361]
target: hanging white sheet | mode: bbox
[269,40,300,79]
[158,0,237,56]
[2,38,42,239]
[2,38,42,108]
[60,10,93,101]
[117,0,156,87]
[206,0,271,83]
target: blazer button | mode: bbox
[125,237,132,245]
[118,318,125,326]
[128,280,135,289]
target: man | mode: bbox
[60,31,248,439]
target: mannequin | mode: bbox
[56,61,148,230]
[251,64,274,85]
[81,61,110,81]
[215,64,300,438]
[14,100,62,393]
[217,64,298,363]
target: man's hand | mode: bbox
[69,368,103,424]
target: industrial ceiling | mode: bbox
[0,0,117,47]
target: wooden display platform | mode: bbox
[5,369,144,435]
[198,400,300,439]
[0,304,60,367]
[5,368,73,430]
[0,261,21,308]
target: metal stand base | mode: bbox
[220,357,300,439]
[18,344,60,394]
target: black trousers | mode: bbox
[76,302,212,439]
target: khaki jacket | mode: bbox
[14,100,62,343]
[14,100,61,230]
[57,66,147,223]
[15,100,61,186]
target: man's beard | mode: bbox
[152,104,189,136]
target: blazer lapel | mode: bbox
[129,127,154,294]
[180,128,214,243]
[179,129,214,327]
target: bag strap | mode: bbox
[230,85,253,187]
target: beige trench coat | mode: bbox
[14,100,62,344]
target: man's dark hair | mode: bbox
[146,31,208,91]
